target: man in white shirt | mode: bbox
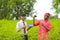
[16,14,28,40]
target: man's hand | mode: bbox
[17,26,26,32]
[41,22,45,27]
[41,22,49,31]
[33,16,36,26]
[33,16,35,20]
[23,26,26,29]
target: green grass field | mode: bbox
[0,19,60,40]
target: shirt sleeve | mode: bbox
[34,20,40,26]
[16,22,20,28]
[46,22,52,31]
[16,22,22,32]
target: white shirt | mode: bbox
[16,20,27,34]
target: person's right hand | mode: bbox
[23,26,26,29]
[33,16,35,20]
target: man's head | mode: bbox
[21,14,26,21]
[44,13,50,20]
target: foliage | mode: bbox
[52,0,60,13]
[0,0,36,19]
[0,19,60,40]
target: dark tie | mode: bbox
[23,21,28,40]
[23,21,26,34]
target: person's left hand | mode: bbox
[41,22,45,27]
[41,22,49,31]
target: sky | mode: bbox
[33,0,55,19]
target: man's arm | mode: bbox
[27,16,37,31]
[27,16,39,31]
[16,22,26,32]
[17,28,22,32]
[41,23,52,31]
[33,16,40,26]
[33,16,35,25]
[27,16,36,31]
[17,27,25,32]
[42,25,49,31]
[27,24,33,31]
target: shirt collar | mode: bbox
[20,20,25,22]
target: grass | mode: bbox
[0,19,60,40]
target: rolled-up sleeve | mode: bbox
[34,20,40,26]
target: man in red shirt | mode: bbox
[33,13,52,40]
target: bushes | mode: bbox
[0,19,60,40]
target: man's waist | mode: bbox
[20,29,27,34]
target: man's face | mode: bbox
[21,16,26,20]
[44,16,49,20]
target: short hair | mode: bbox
[21,14,26,16]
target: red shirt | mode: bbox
[34,19,52,34]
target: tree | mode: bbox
[0,0,9,19]
[52,0,60,14]
[0,0,36,19]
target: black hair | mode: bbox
[21,14,26,16]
